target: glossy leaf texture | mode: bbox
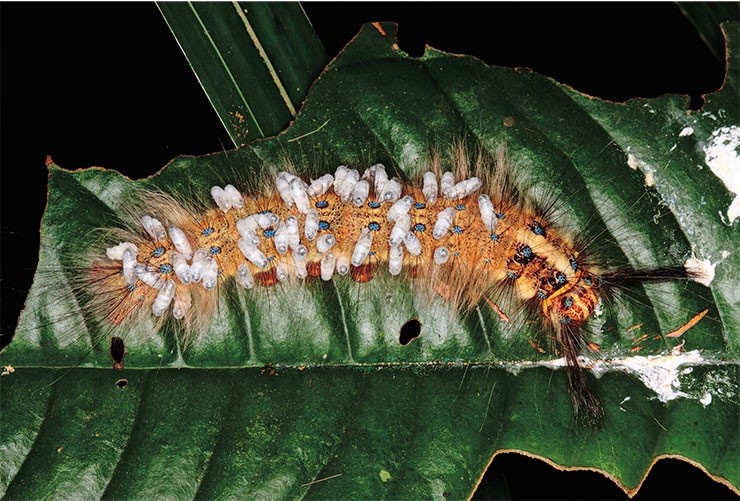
[2,22,738,499]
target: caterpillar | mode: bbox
[23,144,715,426]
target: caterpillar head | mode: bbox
[541,270,602,328]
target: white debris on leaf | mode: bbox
[592,348,705,403]
[400,142,420,170]
[625,149,656,187]
[643,171,655,186]
[703,125,740,223]
[509,348,718,405]
[679,126,694,137]
[627,153,639,170]
[684,254,718,286]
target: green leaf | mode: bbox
[157,1,328,146]
[2,21,738,498]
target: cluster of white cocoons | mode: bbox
[107,167,493,318]
[106,213,211,318]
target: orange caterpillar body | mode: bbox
[86,149,701,424]
[95,162,598,327]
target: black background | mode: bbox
[0,3,737,499]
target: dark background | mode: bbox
[0,3,736,499]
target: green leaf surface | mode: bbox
[157,1,328,146]
[2,22,738,498]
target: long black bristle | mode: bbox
[601,266,690,286]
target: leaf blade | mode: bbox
[157,1,328,146]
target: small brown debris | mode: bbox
[528,339,546,354]
[632,333,649,344]
[371,22,387,36]
[485,298,510,323]
[666,309,709,338]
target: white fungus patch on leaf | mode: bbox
[684,254,719,287]
[703,125,740,224]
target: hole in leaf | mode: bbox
[399,319,421,345]
[688,94,705,111]
[115,378,128,389]
[110,336,126,371]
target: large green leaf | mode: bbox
[2,22,738,498]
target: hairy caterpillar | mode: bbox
[15,145,717,427]
[2,11,736,500]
